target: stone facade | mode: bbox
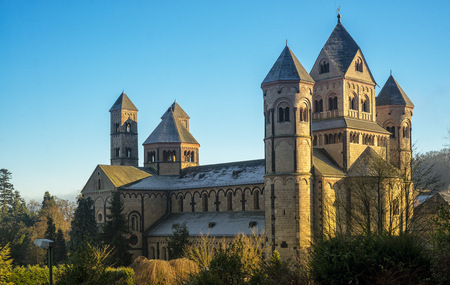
[81,15,414,261]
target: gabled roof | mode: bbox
[147,211,265,237]
[312,117,390,135]
[322,23,360,75]
[109,92,138,112]
[98,165,151,188]
[143,110,198,145]
[262,46,314,84]
[125,159,264,190]
[313,148,345,177]
[347,147,398,177]
[161,101,190,119]
[376,75,414,107]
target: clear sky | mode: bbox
[1,0,449,201]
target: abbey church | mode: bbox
[82,15,414,260]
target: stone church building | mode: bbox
[82,15,414,260]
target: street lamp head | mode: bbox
[34,239,54,249]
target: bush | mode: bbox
[7,265,66,285]
[309,234,432,285]
[131,256,198,285]
[0,244,13,284]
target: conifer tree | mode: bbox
[168,223,190,260]
[69,196,98,254]
[101,191,131,266]
[54,229,67,264]
[0,169,14,217]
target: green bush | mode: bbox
[309,234,432,285]
[104,267,135,285]
[8,265,66,285]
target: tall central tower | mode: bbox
[262,45,315,258]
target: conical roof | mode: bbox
[109,92,138,112]
[376,75,414,107]
[143,111,198,145]
[262,46,314,84]
[322,23,360,75]
[161,101,190,119]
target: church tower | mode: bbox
[143,102,199,175]
[309,14,389,170]
[110,91,139,166]
[262,45,315,258]
[376,75,414,173]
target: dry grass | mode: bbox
[131,256,198,285]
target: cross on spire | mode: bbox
[337,6,341,23]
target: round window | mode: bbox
[130,234,138,246]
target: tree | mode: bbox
[101,192,132,266]
[168,223,190,260]
[69,196,98,255]
[42,191,56,210]
[0,244,13,285]
[54,229,67,264]
[0,169,15,217]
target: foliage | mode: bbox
[58,243,118,285]
[0,244,13,285]
[168,223,190,260]
[309,234,432,285]
[69,196,98,256]
[0,169,15,217]
[183,234,216,269]
[131,256,198,285]
[187,233,265,285]
[430,205,450,284]
[249,251,309,285]
[7,265,67,285]
[101,191,132,267]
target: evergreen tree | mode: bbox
[0,169,14,217]
[42,191,56,210]
[168,223,190,260]
[44,216,57,242]
[69,196,98,254]
[101,191,131,266]
[54,229,67,264]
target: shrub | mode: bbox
[8,265,67,285]
[0,244,13,285]
[131,256,198,285]
[309,234,432,285]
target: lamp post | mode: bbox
[34,239,54,285]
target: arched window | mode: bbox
[115,123,120,133]
[149,247,155,259]
[299,105,308,122]
[227,192,233,211]
[190,151,195,162]
[129,214,140,232]
[97,178,101,190]
[178,197,183,212]
[333,97,338,110]
[115,148,120,158]
[126,148,132,158]
[320,59,329,74]
[325,135,329,145]
[202,193,208,212]
[313,135,318,146]
[162,247,167,260]
[126,123,131,133]
[254,191,260,210]
[328,97,333,111]
[319,100,323,112]
[387,126,396,138]
[328,96,338,111]
[278,106,290,122]
[403,126,410,138]
[314,100,319,113]
[355,57,363,72]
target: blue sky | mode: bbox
[1,0,449,201]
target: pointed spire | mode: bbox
[161,101,190,119]
[144,110,198,145]
[376,75,414,107]
[109,91,138,112]
[262,46,314,85]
